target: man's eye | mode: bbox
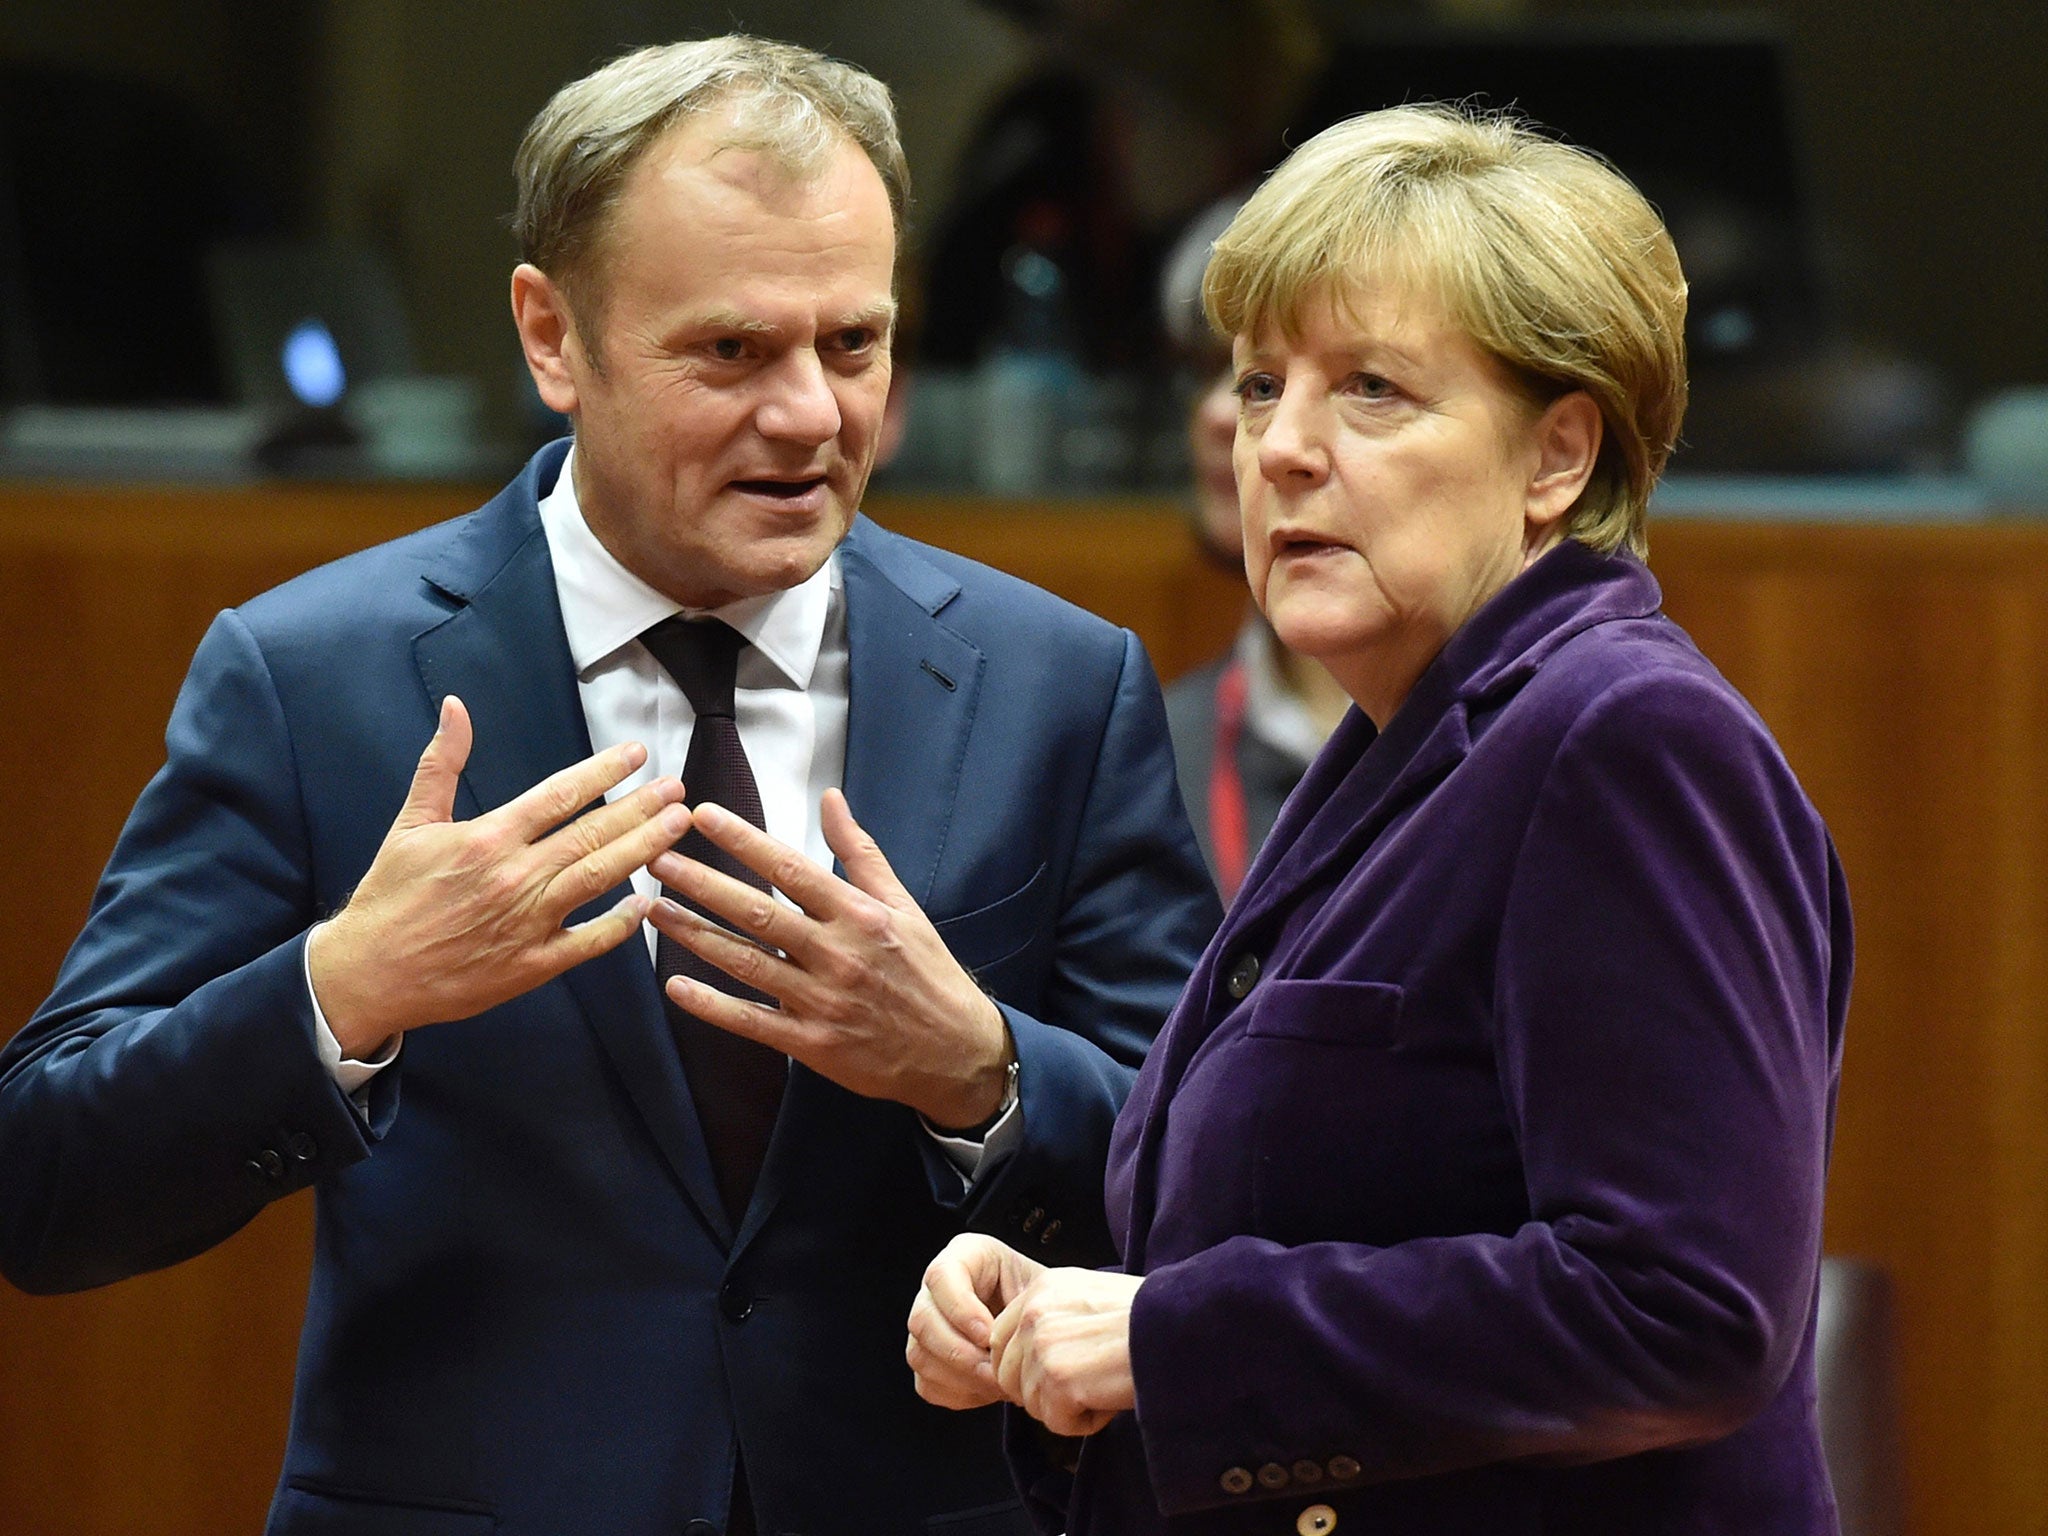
[710,337,747,362]
[835,327,876,353]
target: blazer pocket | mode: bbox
[1242,978,1406,1047]
[932,862,1052,973]
[274,1479,497,1535]
[923,1498,1036,1536]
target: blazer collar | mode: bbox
[1226,540,1663,950]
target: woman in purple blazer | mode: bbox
[910,103,1851,1536]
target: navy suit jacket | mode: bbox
[0,443,1220,1536]
[1028,541,1850,1536]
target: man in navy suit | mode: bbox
[0,37,1217,1536]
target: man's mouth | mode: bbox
[730,476,828,500]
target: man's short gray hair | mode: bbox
[513,36,910,318]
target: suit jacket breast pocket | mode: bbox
[932,862,1053,1000]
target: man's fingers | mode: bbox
[498,740,650,840]
[394,695,474,831]
[539,776,688,871]
[680,803,870,921]
[543,801,693,915]
[822,789,912,906]
[662,970,814,1057]
[540,890,656,973]
[650,848,818,965]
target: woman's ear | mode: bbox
[1525,389,1603,533]
[510,263,581,417]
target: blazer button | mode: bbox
[1257,1462,1291,1490]
[1291,1460,1324,1484]
[285,1131,318,1163]
[246,1148,285,1181]
[1037,1218,1062,1247]
[1224,951,1261,1000]
[1296,1504,1338,1535]
[1327,1454,1362,1481]
[1219,1467,1254,1495]
[719,1281,754,1323]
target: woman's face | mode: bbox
[1232,282,1591,725]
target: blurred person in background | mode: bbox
[1158,195,1349,901]
[911,104,1850,1536]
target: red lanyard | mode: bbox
[1208,657,1251,901]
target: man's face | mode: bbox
[524,111,897,609]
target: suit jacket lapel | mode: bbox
[410,453,734,1249]
[835,519,984,905]
[730,517,985,1259]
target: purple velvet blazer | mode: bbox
[1044,540,1852,1535]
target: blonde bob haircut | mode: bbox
[514,36,909,324]
[1204,104,1688,556]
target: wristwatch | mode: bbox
[940,1050,1019,1141]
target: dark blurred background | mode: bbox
[1,0,2043,488]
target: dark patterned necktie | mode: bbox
[640,616,788,1227]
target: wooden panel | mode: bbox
[2,487,2045,1536]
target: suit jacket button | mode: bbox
[247,1148,285,1181]
[1257,1462,1291,1490]
[1296,1504,1338,1535]
[1219,1467,1254,1495]
[1224,951,1261,1000]
[1291,1460,1324,1484]
[1037,1218,1062,1246]
[1327,1455,1361,1481]
[682,1521,717,1536]
[285,1132,318,1163]
[719,1281,753,1323]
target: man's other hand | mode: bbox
[307,695,688,1056]
[647,788,1011,1127]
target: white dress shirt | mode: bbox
[313,449,1015,1172]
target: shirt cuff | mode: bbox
[925,1089,1024,1185]
[304,924,401,1105]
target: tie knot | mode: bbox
[642,616,746,719]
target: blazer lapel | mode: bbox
[411,465,734,1249]
[834,520,984,905]
[729,518,985,1258]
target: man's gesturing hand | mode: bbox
[307,695,689,1057]
[646,788,1011,1128]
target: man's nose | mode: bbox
[756,350,843,445]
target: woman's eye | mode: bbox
[1233,373,1279,405]
[1350,372,1396,399]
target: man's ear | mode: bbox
[510,263,581,416]
[1525,389,1603,535]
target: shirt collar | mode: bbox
[537,445,836,689]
